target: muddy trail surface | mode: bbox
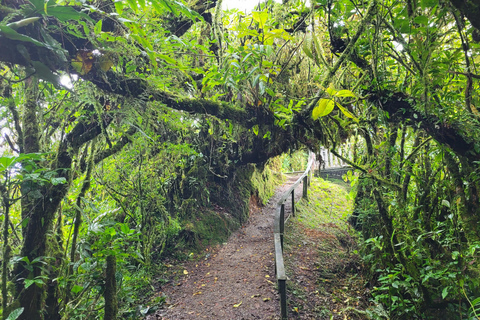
[148,175,303,320]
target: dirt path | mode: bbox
[148,175,303,320]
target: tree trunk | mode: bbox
[104,255,118,320]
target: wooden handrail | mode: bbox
[273,151,315,319]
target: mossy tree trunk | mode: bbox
[104,255,118,320]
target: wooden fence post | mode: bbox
[280,204,285,250]
[279,278,287,319]
[302,176,308,199]
[291,190,295,217]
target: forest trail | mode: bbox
[148,175,303,320]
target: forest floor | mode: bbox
[147,176,369,320]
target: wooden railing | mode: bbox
[274,152,315,319]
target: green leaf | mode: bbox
[336,102,357,120]
[441,199,450,208]
[6,308,24,320]
[105,227,116,236]
[94,20,102,34]
[51,177,67,185]
[325,85,336,96]
[157,54,177,65]
[30,61,61,87]
[0,26,49,48]
[414,16,428,25]
[114,0,124,14]
[150,0,202,21]
[28,0,93,22]
[0,155,17,172]
[302,38,314,59]
[252,11,268,28]
[252,125,259,136]
[48,5,91,22]
[120,223,130,234]
[335,90,356,98]
[24,279,35,289]
[312,99,334,119]
[265,88,275,97]
[442,287,449,299]
[71,285,83,294]
[126,0,137,12]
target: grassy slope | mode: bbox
[284,177,370,319]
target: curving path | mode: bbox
[148,175,304,320]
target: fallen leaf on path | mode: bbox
[251,294,261,298]
[265,275,270,278]
[183,270,188,275]
[193,291,202,295]
[233,302,242,308]
[263,298,271,302]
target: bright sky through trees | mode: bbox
[222,0,280,12]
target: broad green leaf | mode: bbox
[265,88,275,97]
[414,15,428,25]
[441,199,450,208]
[0,156,16,172]
[312,35,323,62]
[106,227,116,236]
[252,11,268,28]
[236,29,259,38]
[51,177,67,185]
[24,279,35,288]
[94,20,102,34]
[302,39,314,59]
[6,308,24,320]
[71,285,83,294]
[47,5,91,22]
[126,0,138,12]
[312,99,334,119]
[151,0,202,20]
[0,26,48,48]
[120,223,130,234]
[114,0,124,14]
[394,18,411,33]
[335,90,356,98]
[30,61,61,87]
